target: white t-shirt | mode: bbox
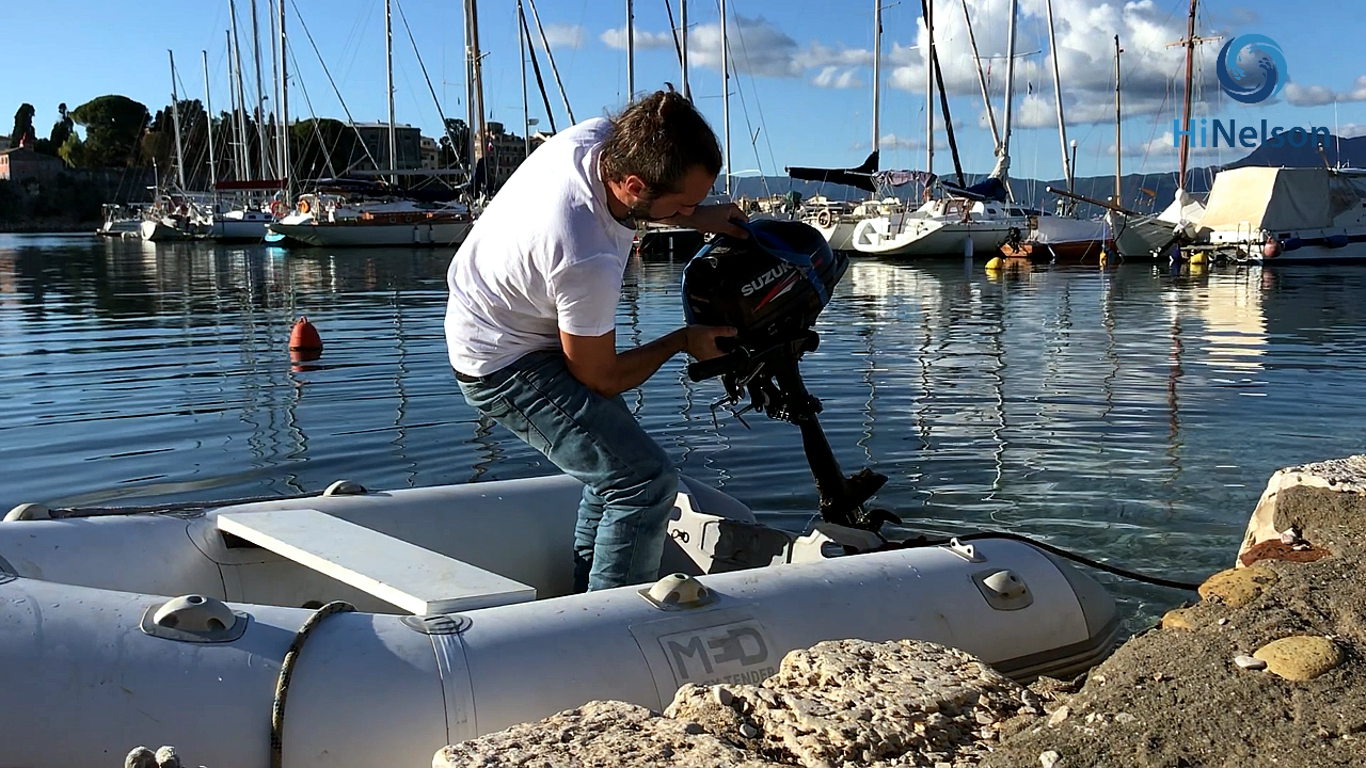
[444,118,637,377]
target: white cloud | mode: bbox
[1283,75,1366,106]
[1284,83,1338,107]
[1344,75,1366,102]
[813,66,862,90]
[798,42,874,70]
[540,23,585,50]
[600,26,675,50]
[873,0,1221,125]
[1107,131,1223,158]
[1338,123,1366,139]
[687,14,803,78]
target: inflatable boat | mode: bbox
[0,221,1122,767]
[0,475,1121,768]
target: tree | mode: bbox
[438,118,470,168]
[58,133,87,168]
[8,104,37,148]
[70,95,149,168]
[49,103,73,150]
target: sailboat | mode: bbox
[141,51,213,242]
[1105,0,1206,260]
[266,0,475,249]
[850,0,1031,259]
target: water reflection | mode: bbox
[2,235,1365,628]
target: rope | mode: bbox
[875,529,1203,591]
[270,600,355,768]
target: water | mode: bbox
[4,233,1365,630]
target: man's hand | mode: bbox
[684,324,738,361]
[669,203,749,238]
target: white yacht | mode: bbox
[1195,166,1366,264]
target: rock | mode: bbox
[1039,749,1062,768]
[1253,636,1344,681]
[1160,608,1194,630]
[1234,654,1268,671]
[739,722,759,739]
[666,637,1024,767]
[125,747,157,768]
[1197,565,1279,608]
[1113,712,1138,725]
[431,700,772,768]
[1238,456,1366,566]
[154,746,181,768]
[713,686,734,708]
[1047,705,1070,726]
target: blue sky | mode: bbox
[2,0,1362,186]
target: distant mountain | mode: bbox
[1227,134,1366,169]
[736,133,1364,220]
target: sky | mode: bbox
[2,0,1363,188]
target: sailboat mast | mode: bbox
[1045,0,1072,194]
[1177,0,1197,191]
[168,50,187,191]
[203,50,218,194]
[1114,35,1122,205]
[385,0,397,185]
[278,0,290,201]
[872,0,881,157]
[626,0,635,98]
[524,0,570,122]
[269,0,280,180]
[519,0,530,157]
[470,0,487,162]
[679,0,689,101]
[226,30,242,177]
[228,0,254,181]
[1000,0,1018,180]
[721,0,729,196]
[961,0,999,151]
[924,0,934,175]
[251,0,270,180]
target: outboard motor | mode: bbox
[682,219,897,532]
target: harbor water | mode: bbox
[3,232,1363,629]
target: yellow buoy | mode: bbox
[1098,249,1108,268]
[985,257,1004,272]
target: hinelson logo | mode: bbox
[1216,34,1287,104]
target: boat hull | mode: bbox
[268,220,472,248]
[0,475,1120,768]
[853,218,1020,258]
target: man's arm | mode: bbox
[560,326,735,399]
[661,202,749,238]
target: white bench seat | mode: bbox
[216,508,536,614]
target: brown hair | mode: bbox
[599,85,723,196]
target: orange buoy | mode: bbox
[289,316,323,362]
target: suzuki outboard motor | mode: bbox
[682,219,897,531]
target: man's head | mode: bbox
[600,86,723,224]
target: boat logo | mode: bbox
[740,263,794,297]
[657,620,776,687]
[1216,34,1286,104]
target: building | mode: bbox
[349,122,423,174]
[419,136,440,170]
[480,122,546,190]
[0,146,65,184]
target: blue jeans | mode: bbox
[456,350,679,592]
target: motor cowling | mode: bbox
[679,220,894,533]
[682,219,846,350]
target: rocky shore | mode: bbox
[431,456,1366,768]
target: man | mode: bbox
[444,87,746,592]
